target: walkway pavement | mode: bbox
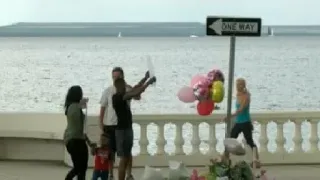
[0,161,319,180]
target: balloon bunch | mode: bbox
[177,69,225,116]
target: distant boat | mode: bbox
[190,35,198,38]
[268,27,274,36]
[118,32,122,38]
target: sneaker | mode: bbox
[126,175,135,180]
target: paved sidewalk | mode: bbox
[0,161,319,180]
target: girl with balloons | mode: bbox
[177,69,225,116]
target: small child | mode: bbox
[91,134,113,180]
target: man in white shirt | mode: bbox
[99,67,149,180]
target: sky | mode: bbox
[0,0,319,25]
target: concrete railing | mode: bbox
[0,112,320,167]
[0,113,65,161]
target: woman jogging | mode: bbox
[224,78,260,164]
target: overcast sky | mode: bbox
[0,0,319,25]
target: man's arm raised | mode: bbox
[123,77,156,101]
[135,71,150,88]
[127,71,150,100]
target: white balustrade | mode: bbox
[82,111,320,167]
[258,119,268,153]
[174,121,185,155]
[190,122,201,155]
[207,122,217,155]
[0,112,319,167]
[275,120,286,154]
[138,122,148,155]
[293,120,303,153]
[155,122,166,155]
[309,119,319,153]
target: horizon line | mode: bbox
[11,22,320,26]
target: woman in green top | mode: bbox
[64,85,89,180]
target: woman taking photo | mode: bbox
[64,85,89,180]
[224,78,260,164]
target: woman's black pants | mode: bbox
[230,121,256,149]
[65,139,88,180]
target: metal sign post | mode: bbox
[226,36,236,137]
[206,16,262,137]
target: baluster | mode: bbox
[275,121,285,153]
[293,120,303,153]
[139,123,149,155]
[309,119,319,153]
[259,120,268,153]
[191,122,201,155]
[155,122,166,155]
[174,122,185,155]
[207,123,217,155]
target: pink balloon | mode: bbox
[190,75,207,88]
[177,86,196,103]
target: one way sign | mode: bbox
[206,16,262,37]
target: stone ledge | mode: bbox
[0,130,62,140]
[0,131,64,161]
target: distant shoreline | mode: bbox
[0,22,319,37]
[2,22,320,26]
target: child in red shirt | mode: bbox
[91,134,113,180]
